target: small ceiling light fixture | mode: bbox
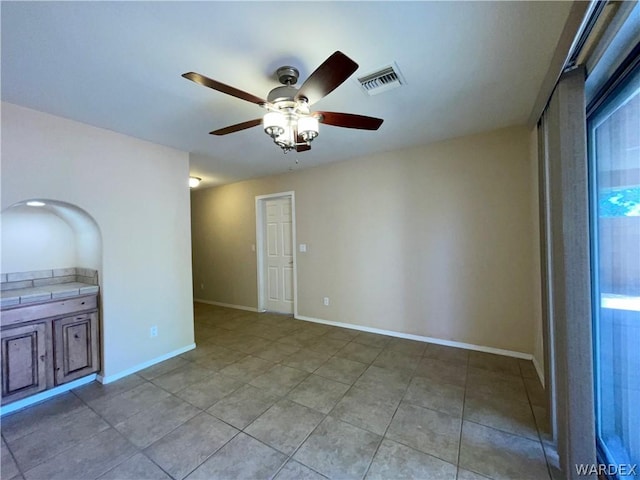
[189,177,202,188]
[26,201,46,207]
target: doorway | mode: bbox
[255,192,297,314]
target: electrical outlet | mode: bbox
[200,283,204,290]
[323,297,330,306]
[150,325,158,338]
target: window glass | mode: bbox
[589,62,640,477]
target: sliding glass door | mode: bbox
[589,61,639,478]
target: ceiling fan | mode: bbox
[182,51,384,153]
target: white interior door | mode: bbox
[263,197,294,314]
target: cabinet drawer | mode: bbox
[1,295,97,328]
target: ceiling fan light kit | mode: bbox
[182,51,383,154]
[297,116,319,142]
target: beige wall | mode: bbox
[192,125,538,354]
[1,103,194,379]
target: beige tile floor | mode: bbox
[1,303,560,480]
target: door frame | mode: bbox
[255,191,297,315]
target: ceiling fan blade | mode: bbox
[316,112,384,130]
[210,118,262,136]
[295,51,358,105]
[183,72,267,106]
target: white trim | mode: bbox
[97,343,196,384]
[295,314,533,360]
[533,355,546,387]
[255,191,297,315]
[0,374,97,417]
[291,194,299,318]
[194,299,260,312]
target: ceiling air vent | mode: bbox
[357,62,406,96]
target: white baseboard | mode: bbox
[194,299,259,313]
[98,343,196,384]
[532,355,545,387]
[295,314,533,360]
[1,374,97,417]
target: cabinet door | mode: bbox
[53,312,99,385]
[1,323,48,405]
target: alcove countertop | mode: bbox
[1,268,100,309]
[1,282,99,309]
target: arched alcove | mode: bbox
[1,200,104,407]
[1,199,102,280]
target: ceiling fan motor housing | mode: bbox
[267,85,298,104]
[276,66,299,85]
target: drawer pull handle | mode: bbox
[81,302,85,305]
[74,334,80,339]
[39,355,45,362]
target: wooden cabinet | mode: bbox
[0,294,99,405]
[1,323,49,403]
[54,312,99,385]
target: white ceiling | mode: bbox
[2,1,572,187]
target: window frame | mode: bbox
[587,49,640,480]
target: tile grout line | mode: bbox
[254,331,398,479]
[203,318,476,477]
[5,389,127,475]
[264,333,386,479]
[176,427,243,480]
[2,433,25,480]
[459,358,550,480]
[523,371,555,480]
[454,351,471,479]
[331,338,391,480]
[84,361,257,480]
[201,310,529,464]
[360,349,420,480]
[239,330,340,478]
[74,378,243,480]
[20,399,139,478]
[72,387,178,480]
[190,321,331,478]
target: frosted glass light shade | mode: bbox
[189,177,201,188]
[298,116,319,142]
[263,112,286,138]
